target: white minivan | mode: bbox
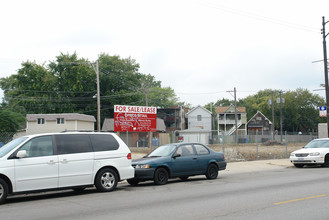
[0,132,134,204]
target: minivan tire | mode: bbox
[0,179,8,205]
[95,168,118,192]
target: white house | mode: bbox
[187,105,212,130]
[20,113,96,136]
[179,105,212,145]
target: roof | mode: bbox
[216,104,246,114]
[187,105,212,115]
[102,118,166,132]
[246,111,272,125]
[26,113,96,122]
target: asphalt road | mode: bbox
[2,160,329,220]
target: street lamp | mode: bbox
[322,16,329,137]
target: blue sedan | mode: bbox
[128,143,226,185]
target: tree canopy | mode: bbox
[0,52,180,131]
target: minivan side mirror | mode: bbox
[16,150,27,158]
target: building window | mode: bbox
[37,118,45,125]
[197,115,202,121]
[57,118,65,124]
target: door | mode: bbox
[55,134,94,187]
[14,135,58,192]
[171,144,200,176]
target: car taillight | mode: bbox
[127,153,132,160]
[223,155,225,160]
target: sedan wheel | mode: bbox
[323,154,329,167]
[154,168,169,185]
[206,164,218,180]
[95,168,118,192]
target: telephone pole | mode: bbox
[95,60,101,131]
[322,16,329,137]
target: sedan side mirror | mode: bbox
[172,153,181,159]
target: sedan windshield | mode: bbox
[147,144,177,157]
[304,140,329,148]
[0,137,28,158]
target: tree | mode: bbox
[283,88,325,133]
[0,107,25,132]
[0,52,180,128]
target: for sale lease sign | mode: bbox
[114,105,157,132]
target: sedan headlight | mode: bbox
[309,152,320,156]
[290,153,295,157]
[135,164,150,169]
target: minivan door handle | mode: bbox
[61,159,68,164]
[47,160,56,165]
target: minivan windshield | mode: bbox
[304,139,329,149]
[146,144,177,157]
[0,137,28,158]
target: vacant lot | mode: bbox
[130,142,306,162]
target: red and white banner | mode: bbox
[114,105,157,132]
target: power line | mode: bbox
[194,0,319,33]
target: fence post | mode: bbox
[222,135,225,155]
[285,131,288,158]
[256,131,259,160]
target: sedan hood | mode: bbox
[292,148,329,154]
[132,156,167,165]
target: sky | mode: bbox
[1,0,329,107]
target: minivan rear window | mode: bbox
[55,134,92,154]
[89,134,119,151]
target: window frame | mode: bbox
[56,118,65,125]
[37,118,45,125]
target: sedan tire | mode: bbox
[95,168,118,192]
[205,164,218,180]
[154,167,169,185]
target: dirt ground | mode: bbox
[130,142,306,162]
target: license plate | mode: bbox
[298,158,304,161]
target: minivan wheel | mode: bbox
[95,168,118,192]
[154,168,169,185]
[205,164,218,180]
[0,179,8,205]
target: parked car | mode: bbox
[0,132,134,204]
[290,138,329,168]
[127,143,226,185]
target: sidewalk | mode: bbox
[222,159,293,175]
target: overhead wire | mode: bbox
[193,0,320,34]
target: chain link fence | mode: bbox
[0,132,17,147]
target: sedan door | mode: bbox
[171,144,200,176]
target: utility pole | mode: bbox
[279,91,283,142]
[322,16,329,137]
[234,87,238,142]
[271,91,275,141]
[96,60,101,131]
